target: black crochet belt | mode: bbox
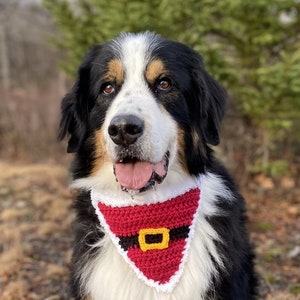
[118,225,190,251]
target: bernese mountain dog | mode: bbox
[59,32,256,300]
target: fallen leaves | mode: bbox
[0,161,72,299]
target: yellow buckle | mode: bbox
[138,228,170,252]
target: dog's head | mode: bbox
[59,32,226,195]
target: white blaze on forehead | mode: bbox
[107,32,160,115]
[112,32,160,68]
[112,32,161,100]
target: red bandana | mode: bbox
[95,188,201,292]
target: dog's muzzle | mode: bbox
[108,114,169,192]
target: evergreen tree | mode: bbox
[43,0,300,171]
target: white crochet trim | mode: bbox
[90,176,203,293]
[90,174,203,207]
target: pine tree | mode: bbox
[43,0,300,171]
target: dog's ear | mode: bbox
[191,62,227,146]
[58,45,102,153]
[58,66,90,153]
[58,87,85,153]
[200,69,227,145]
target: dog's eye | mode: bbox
[101,83,115,95]
[158,78,172,91]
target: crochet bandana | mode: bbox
[93,188,201,292]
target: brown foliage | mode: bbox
[0,84,67,161]
[0,161,73,299]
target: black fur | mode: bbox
[59,33,257,299]
[206,161,257,299]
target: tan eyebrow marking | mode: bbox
[145,59,168,84]
[104,59,124,84]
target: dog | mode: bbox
[59,32,256,299]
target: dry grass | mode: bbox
[0,160,299,299]
[0,161,73,299]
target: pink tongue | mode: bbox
[115,159,166,190]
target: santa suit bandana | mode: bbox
[91,187,201,293]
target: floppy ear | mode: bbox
[58,45,102,153]
[200,69,227,146]
[189,59,227,147]
[58,87,86,153]
[58,63,91,153]
[58,65,91,153]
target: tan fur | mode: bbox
[104,59,124,84]
[145,59,167,83]
[177,128,189,173]
[92,129,109,174]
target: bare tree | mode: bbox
[0,1,61,89]
[0,0,68,160]
[0,3,12,89]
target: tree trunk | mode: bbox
[262,129,270,171]
[0,25,10,89]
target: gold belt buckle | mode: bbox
[138,227,170,252]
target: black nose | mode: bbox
[108,115,144,146]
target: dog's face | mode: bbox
[59,32,226,195]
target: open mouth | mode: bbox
[113,151,169,192]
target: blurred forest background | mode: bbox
[0,0,299,299]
